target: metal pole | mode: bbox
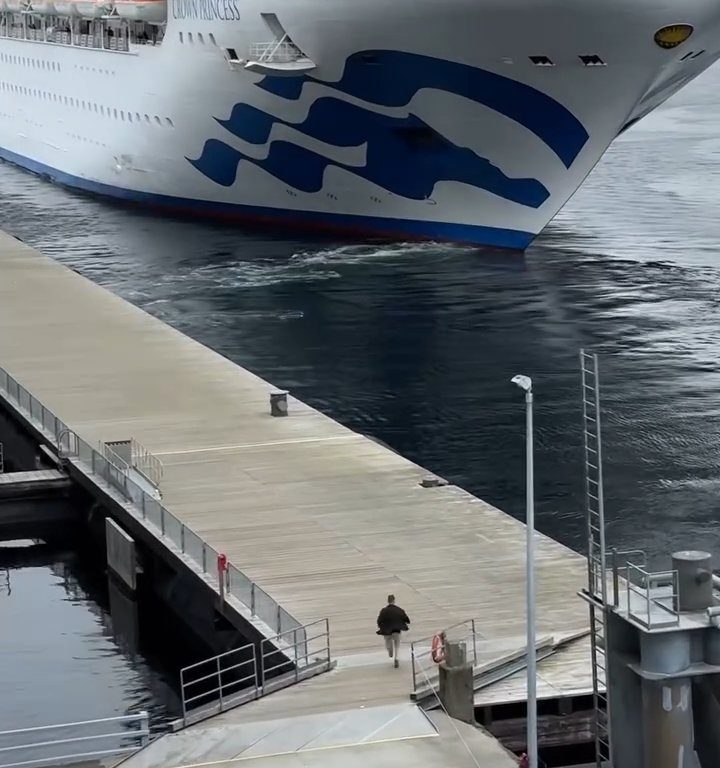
[471,618,477,665]
[180,670,187,724]
[525,386,537,768]
[217,656,223,710]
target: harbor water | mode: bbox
[2,66,720,731]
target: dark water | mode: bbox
[0,541,182,731]
[3,66,720,730]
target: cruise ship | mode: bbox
[1,0,719,248]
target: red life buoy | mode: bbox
[431,633,446,664]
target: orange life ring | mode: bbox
[431,633,446,664]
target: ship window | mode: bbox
[209,33,216,45]
[144,114,150,122]
[692,50,706,59]
[121,110,125,120]
[128,112,133,122]
[166,117,174,127]
[188,32,193,43]
[179,32,183,43]
[113,108,118,118]
[579,54,605,67]
[154,115,161,125]
[135,112,140,121]
[529,55,554,66]
[198,33,204,44]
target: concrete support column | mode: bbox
[438,641,474,725]
[640,632,698,768]
[641,678,696,768]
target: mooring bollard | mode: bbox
[270,391,288,417]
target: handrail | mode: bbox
[248,39,302,63]
[179,619,331,725]
[0,713,149,768]
[104,438,163,489]
[0,365,307,640]
[610,548,647,606]
[180,643,258,723]
[410,618,482,695]
[131,437,163,487]
[625,562,680,629]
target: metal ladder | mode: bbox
[580,350,612,768]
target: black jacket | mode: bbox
[377,604,410,635]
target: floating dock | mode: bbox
[0,230,593,766]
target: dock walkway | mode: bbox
[0,230,590,761]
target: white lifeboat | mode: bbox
[74,0,112,17]
[30,0,57,13]
[53,0,81,14]
[113,0,165,23]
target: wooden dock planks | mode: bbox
[0,230,591,710]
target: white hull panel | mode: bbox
[1,0,720,247]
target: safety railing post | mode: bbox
[471,619,477,665]
[411,642,417,693]
[294,629,299,681]
[325,618,331,666]
[277,604,281,634]
[202,544,207,572]
[217,656,224,711]
[180,526,185,553]
[140,713,149,746]
[160,506,165,535]
[180,669,187,724]
[260,641,266,693]
[612,549,619,607]
[251,584,256,616]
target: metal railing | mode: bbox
[181,643,259,723]
[0,13,133,52]
[179,619,331,725]
[625,562,680,629]
[248,38,303,63]
[609,548,647,607]
[0,713,149,768]
[0,365,305,637]
[410,619,480,695]
[130,438,163,487]
[104,438,163,490]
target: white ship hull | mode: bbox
[1,0,720,247]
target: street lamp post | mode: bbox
[511,374,537,768]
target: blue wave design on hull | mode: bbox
[258,50,589,168]
[190,98,549,207]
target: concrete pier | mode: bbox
[0,230,593,765]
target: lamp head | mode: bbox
[511,374,532,393]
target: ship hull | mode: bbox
[1,0,720,247]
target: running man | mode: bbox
[376,594,410,668]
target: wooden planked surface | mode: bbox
[0,470,65,484]
[0,230,591,711]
